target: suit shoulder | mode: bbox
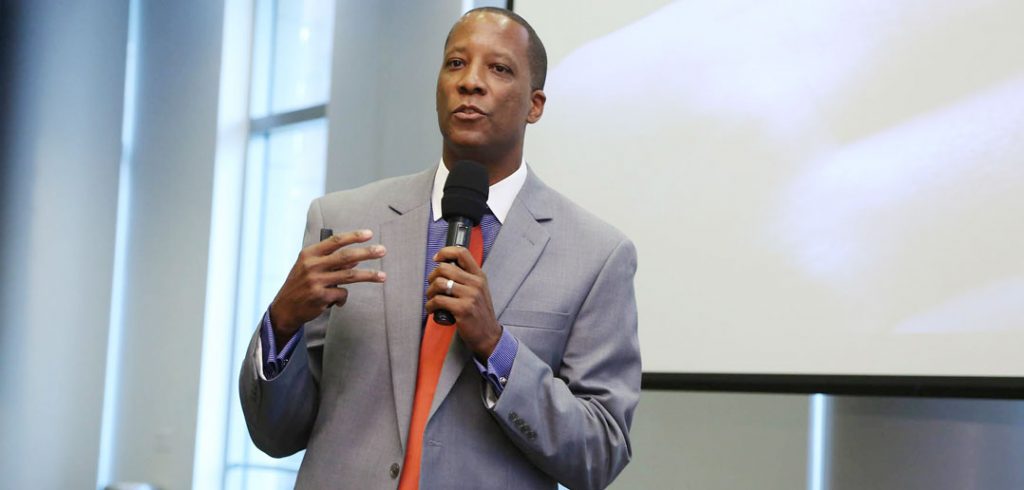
[535,182,633,255]
[314,170,428,212]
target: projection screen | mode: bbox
[515,0,1024,378]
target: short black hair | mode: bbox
[445,7,548,90]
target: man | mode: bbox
[240,8,640,490]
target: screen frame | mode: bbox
[642,373,1024,399]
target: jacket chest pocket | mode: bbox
[499,308,570,331]
[500,309,572,369]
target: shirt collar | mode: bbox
[430,158,528,224]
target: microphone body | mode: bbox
[434,161,489,325]
[444,216,475,250]
[433,216,473,325]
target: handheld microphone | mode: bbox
[434,160,489,325]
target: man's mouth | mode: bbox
[453,104,486,121]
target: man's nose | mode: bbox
[457,64,486,95]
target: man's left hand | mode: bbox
[425,246,501,361]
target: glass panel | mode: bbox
[230,0,334,484]
[226,119,327,484]
[270,0,336,114]
[258,118,328,304]
[249,0,274,118]
[225,135,266,469]
[249,0,335,118]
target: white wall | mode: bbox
[325,0,465,191]
[0,1,129,488]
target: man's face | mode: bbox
[436,12,544,156]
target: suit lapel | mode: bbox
[380,168,433,451]
[481,196,550,320]
[428,168,552,419]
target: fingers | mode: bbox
[426,262,483,294]
[422,281,489,318]
[313,230,387,286]
[433,246,482,274]
[426,244,486,303]
[424,292,460,315]
[272,228,386,334]
[301,227,386,273]
[318,243,387,271]
[423,249,501,359]
[311,229,374,256]
[426,276,458,300]
[323,287,349,308]
[321,267,386,286]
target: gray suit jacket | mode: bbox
[240,165,641,489]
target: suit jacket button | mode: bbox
[390,462,400,479]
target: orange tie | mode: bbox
[398,225,484,490]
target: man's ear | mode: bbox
[526,89,546,124]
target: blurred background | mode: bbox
[1,1,1022,489]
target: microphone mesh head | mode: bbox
[441,161,489,224]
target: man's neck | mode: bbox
[442,143,523,185]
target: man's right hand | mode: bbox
[269,229,387,341]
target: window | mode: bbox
[223,1,335,488]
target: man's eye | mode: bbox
[447,59,464,68]
[494,65,512,74]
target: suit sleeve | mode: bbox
[489,238,641,490]
[238,198,328,457]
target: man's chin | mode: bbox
[444,132,490,151]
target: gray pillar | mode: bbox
[103,1,225,488]
[0,1,129,488]
[611,391,810,490]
